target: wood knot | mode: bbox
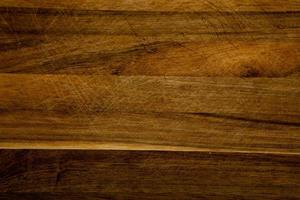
[111,66,124,75]
[241,66,260,77]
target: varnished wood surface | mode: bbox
[2,0,300,12]
[0,150,300,200]
[1,3,300,77]
[1,0,300,199]
[0,75,300,153]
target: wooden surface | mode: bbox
[1,75,300,153]
[0,150,300,200]
[0,0,300,199]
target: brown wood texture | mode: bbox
[1,6,300,77]
[0,0,300,199]
[0,75,300,153]
[1,0,300,12]
[0,150,300,200]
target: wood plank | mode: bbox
[1,0,300,12]
[1,7,299,77]
[0,110,300,153]
[1,8,299,36]
[0,150,299,199]
[1,34,300,77]
[1,74,299,117]
[0,74,299,152]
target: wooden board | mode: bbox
[0,75,300,153]
[1,6,300,77]
[0,0,300,199]
[0,150,300,199]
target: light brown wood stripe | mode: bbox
[1,0,300,12]
[1,74,300,117]
[0,150,299,199]
[0,110,300,153]
[0,74,299,152]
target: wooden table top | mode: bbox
[0,0,300,199]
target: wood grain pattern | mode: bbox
[0,150,300,199]
[1,0,299,152]
[1,35,300,77]
[1,0,300,12]
[1,8,299,36]
[0,74,300,153]
[1,1,300,199]
[1,7,300,77]
[1,74,300,117]
[1,110,300,153]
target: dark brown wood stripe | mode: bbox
[0,150,299,199]
[1,8,300,35]
[2,7,300,15]
[0,193,109,200]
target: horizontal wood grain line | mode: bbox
[1,34,300,77]
[1,8,300,35]
[0,193,110,200]
[189,112,300,127]
[1,0,300,12]
[2,7,300,15]
[0,150,299,200]
[0,110,300,153]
